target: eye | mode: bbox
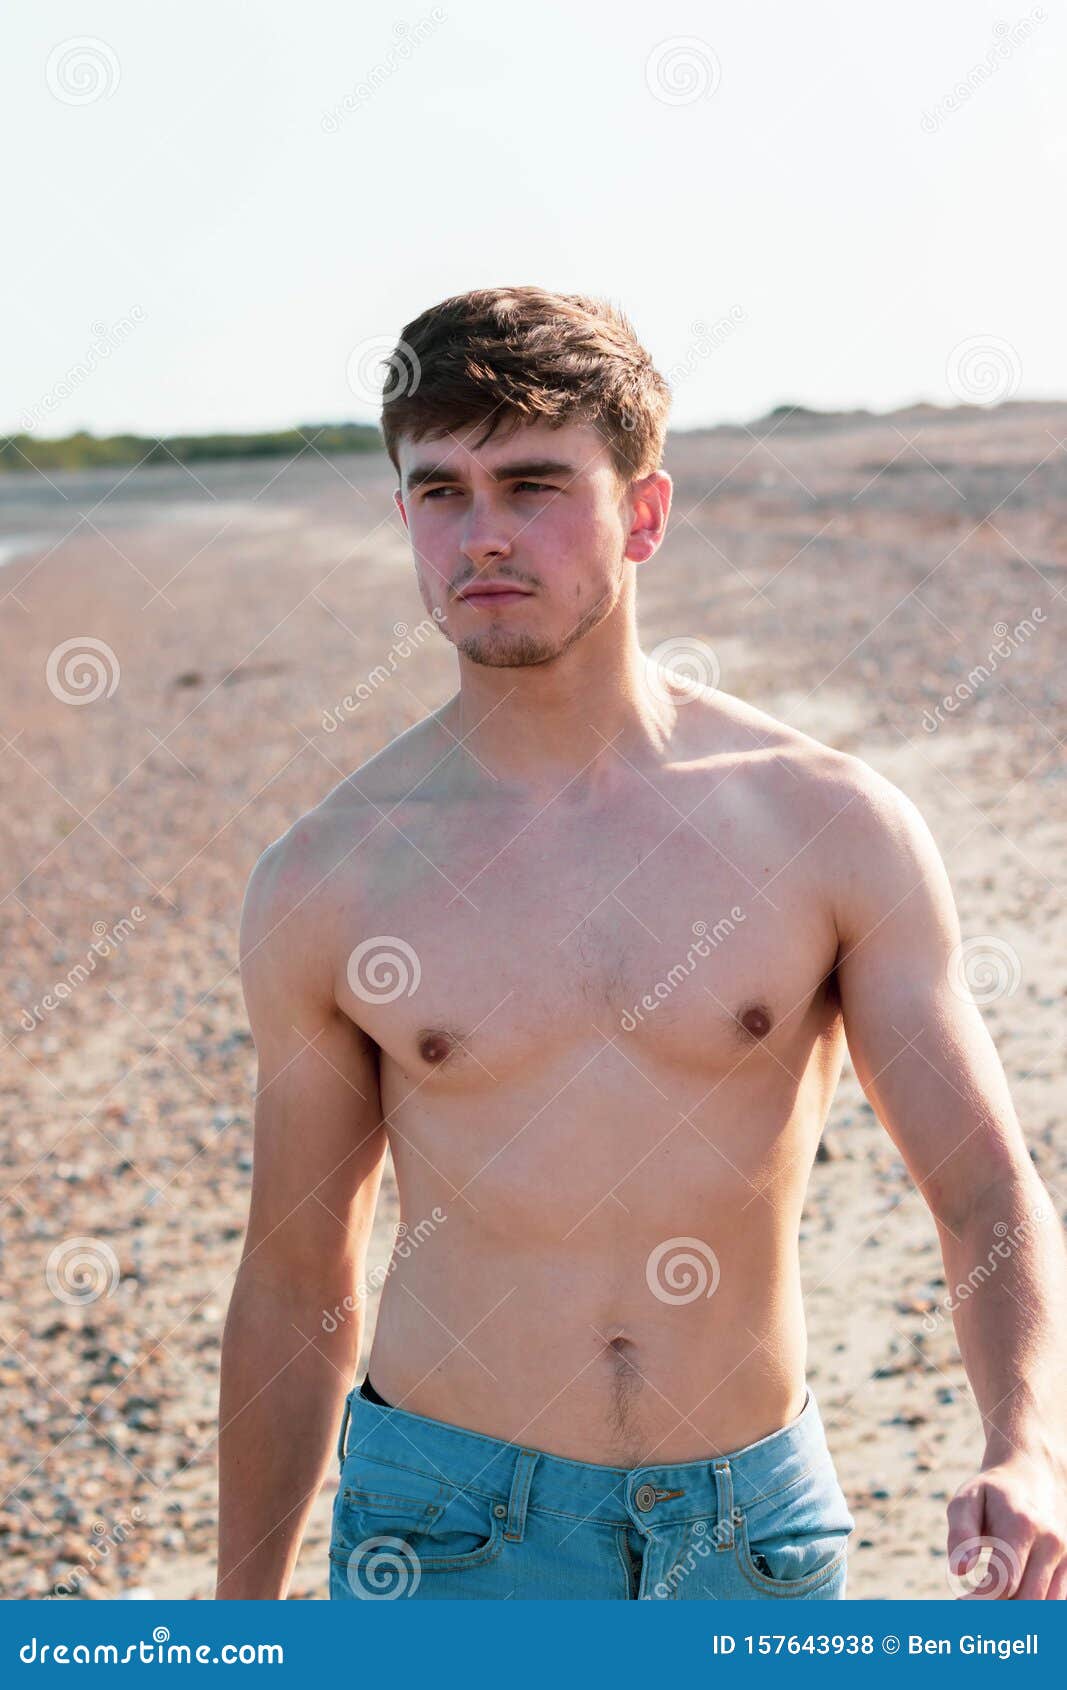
[514,481,557,493]
[422,486,458,499]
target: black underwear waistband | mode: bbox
[359,1374,393,1409]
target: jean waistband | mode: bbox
[338,1382,840,1534]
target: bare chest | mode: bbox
[331,793,840,1089]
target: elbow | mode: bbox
[926,1158,1046,1235]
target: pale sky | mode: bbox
[4,0,1065,439]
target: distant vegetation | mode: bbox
[0,423,383,475]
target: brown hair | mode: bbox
[379,285,672,486]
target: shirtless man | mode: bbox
[216,286,1067,1601]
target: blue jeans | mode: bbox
[329,1382,855,1600]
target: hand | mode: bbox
[947,1450,1067,1599]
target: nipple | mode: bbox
[417,1028,458,1064]
[737,1003,772,1039]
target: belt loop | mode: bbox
[336,1388,353,1466]
[503,1449,541,1543]
[712,1460,734,1552]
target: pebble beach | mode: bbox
[1,400,1064,1599]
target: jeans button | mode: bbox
[634,1482,657,1512]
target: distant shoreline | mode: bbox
[0,399,1057,478]
[0,422,383,476]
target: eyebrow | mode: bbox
[404,457,578,492]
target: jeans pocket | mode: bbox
[733,1477,853,1597]
[330,1475,505,1596]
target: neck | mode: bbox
[437,617,681,805]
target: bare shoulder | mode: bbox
[240,711,452,978]
[727,700,952,942]
[681,685,946,907]
[689,684,925,826]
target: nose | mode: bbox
[459,496,514,569]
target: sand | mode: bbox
[1,401,1064,1598]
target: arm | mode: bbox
[830,762,1067,1600]
[215,825,388,1599]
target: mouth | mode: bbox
[457,583,533,608]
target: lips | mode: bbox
[457,581,533,605]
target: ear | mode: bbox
[624,470,672,564]
[394,486,409,531]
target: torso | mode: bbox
[305,688,854,1463]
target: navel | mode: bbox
[600,1330,641,1372]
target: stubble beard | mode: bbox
[449,585,617,669]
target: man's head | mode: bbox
[382,286,673,670]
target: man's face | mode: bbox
[393,418,668,669]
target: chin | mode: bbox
[456,631,561,668]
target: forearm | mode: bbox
[215,1267,365,1599]
[936,1172,1067,1462]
